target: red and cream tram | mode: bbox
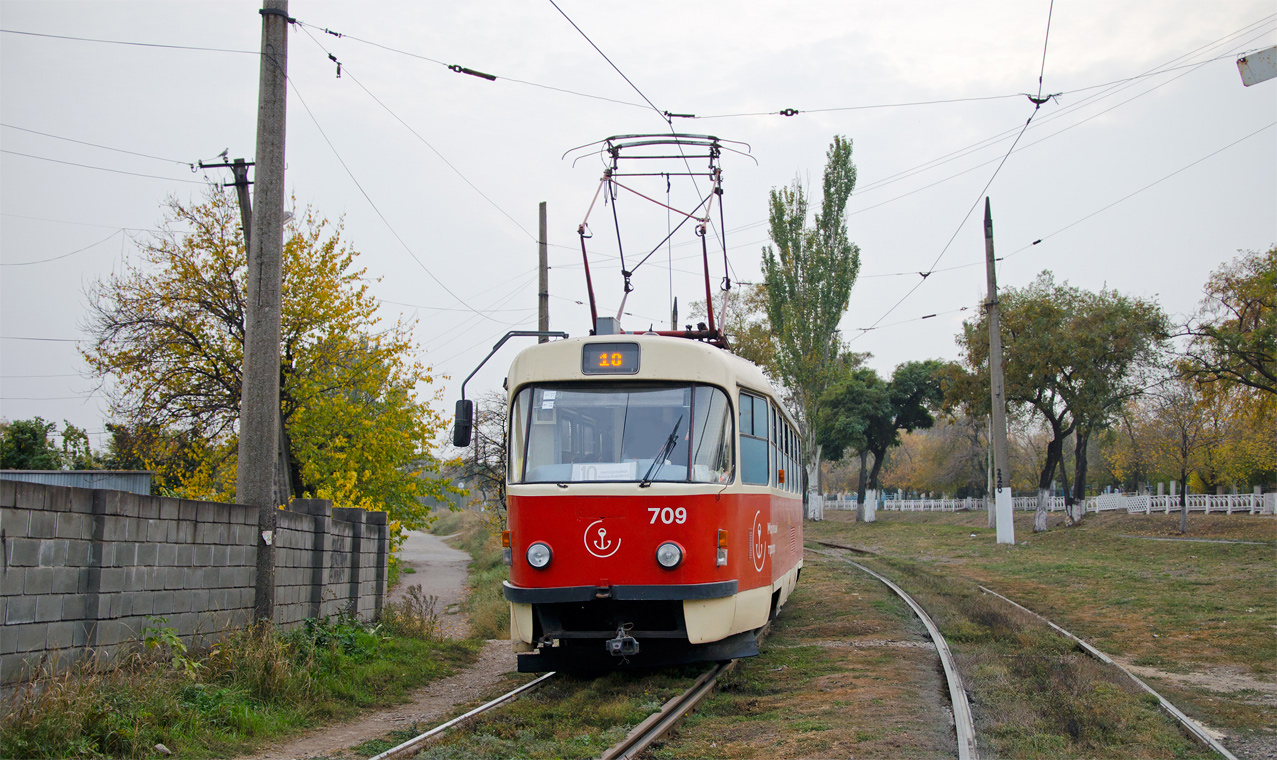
[497,332,803,671]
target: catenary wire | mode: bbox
[545,0,666,120]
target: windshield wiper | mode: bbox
[640,415,683,488]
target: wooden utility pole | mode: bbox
[538,202,549,342]
[984,197,1015,545]
[238,0,289,623]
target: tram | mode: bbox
[491,331,802,671]
[451,134,801,670]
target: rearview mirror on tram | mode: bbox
[453,399,474,447]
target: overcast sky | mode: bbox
[1,1,1274,453]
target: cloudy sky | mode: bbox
[1,1,1274,452]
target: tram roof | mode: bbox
[506,334,786,415]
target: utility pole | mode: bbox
[538,202,549,342]
[984,197,1015,545]
[238,0,290,623]
[201,157,295,512]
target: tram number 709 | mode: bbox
[648,507,688,524]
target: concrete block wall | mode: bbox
[1,481,388,684]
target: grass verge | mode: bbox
[1,602,479,759]
[809,510,1275,757]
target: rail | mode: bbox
[806,546,978,760]
[367,671,556,760]
[978,586,1240,760]
[823,492,1275,515]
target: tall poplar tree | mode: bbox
[762,135,860,508]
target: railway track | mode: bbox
[806,546,978,760]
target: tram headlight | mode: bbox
[656,541,683,569]
[526,542,553,569]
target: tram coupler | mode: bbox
[605,626,640,657]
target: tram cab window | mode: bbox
[740,392,769,485]
[512,383,733,484]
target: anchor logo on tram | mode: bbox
[584,519,622,558]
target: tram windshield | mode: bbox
[510,383,733,484]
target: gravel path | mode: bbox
[237,530,517,760]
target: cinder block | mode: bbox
[2,508,29,537]
[2,652,35,682]
[178,500,196,522]
[124,519,142,542]
[2,566,25,596]
[112,543,137,568]
[165,567,186,590]
[61,593,89,620]
[46,620,76,649]
[14,482,46,511]
[193,544,213,566]
[159,498,179,521]
[8,538,40,567]
[138,498,159,520]
[116,492,141,518]
[23,567,54,596]
[68,488,94,515]
[153,590,176,615]
[174,544,193,567]
[94,594,113,619]
[157,544,177,567]
[112,594,133,618]
[35,595,62,622]
[55,512,84,539]
[135,542,159,567]
[38,539,68,568]
[51,566,81,594]
[177,521,195,543]
[72,620,90,647]
[146,519,165,543]
[100,568,124,594]
[16,622,48,652]
[102,516,128,542]
[65,539,92,568]
[0,479,16,508]
[189,588,210,613]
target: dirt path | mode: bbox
[239,530,517,760]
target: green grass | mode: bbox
[1,611,480,759]
[807,510,1275,757]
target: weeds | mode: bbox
[380,584,443,641]
[1,612,478,759]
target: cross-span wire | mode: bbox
[545,0,665,121]
[296,25,538,242]
[850,0,1058,340]
[292,19,648,111]
[285,73,524,326]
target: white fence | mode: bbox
[824,492,1275,515]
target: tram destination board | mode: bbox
[582,342,640,375]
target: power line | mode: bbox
[1,229,123,266]
[0,28,256,54]
[0,149,207,184]
[0,123,196,166]
[0,212,160,231]
[0,336,81,342]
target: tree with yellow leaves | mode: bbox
[84,189,455,538]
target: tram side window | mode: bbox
[508,390,530,482]
[740,392,769,485]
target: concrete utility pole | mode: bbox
[984,197,1015,545]
[238,0,289,623]
[203,157,295,511]
[538,202,549,342]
